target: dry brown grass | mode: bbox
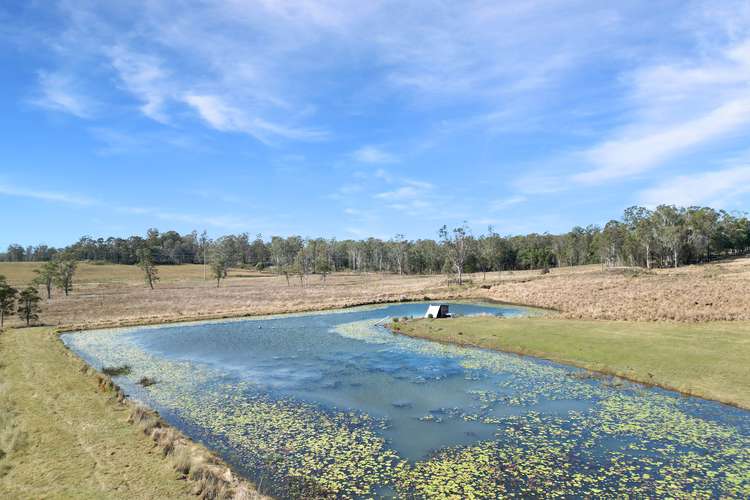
[482,257,750,321]
[0,264,464,329]
[2,258,750,326]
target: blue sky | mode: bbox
[2,1,750,247]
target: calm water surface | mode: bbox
[63,302,750,498]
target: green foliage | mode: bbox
[210,255,229,288]
[0,276,18,329]
[138,376,157,387]
[101,365,131,376]
[5,205,750,273]
[53,256,77,296]
[136,247,160,290]
[32,261,57,299]
[17,286,41,326]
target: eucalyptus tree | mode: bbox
[389,234,408,276]
[33,260,58,299]
[136,247,160,290]
[0,276,18,329]
[685,206,719,263]
[17,286,42,326]
[623,206,656,268]
[440,223,470,285]
[210,254,229,288]
[477,227,502,279]
[653,205,686,267]
[54,255,77,296]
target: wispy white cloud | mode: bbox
[183,93,327,143]
[352,146,398,164]
[374,178,438,215]
[375,180,433,201]
[572,34,750,185]
[0,182,96,205]
[638,165,750,208]
[490,195,527,211]
[108,46,171,122]
[30,0,643,146]
[31,71,93,118]
[0,179,252,230]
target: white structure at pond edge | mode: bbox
[424,304,450,318]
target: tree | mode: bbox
[478,227,502,280]
[389,234,408,276]
[136,247,160,290]
[686,206,719,263]
[54,256,77,296]
[623,206,655,268]
[0,276,18,329]
[33,260,58,299]
[211,255,229,288]
[17,286,42,326]
[6,244,25,262]
[654,205,685,268]
[439,223,470,285]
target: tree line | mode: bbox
[2,206,749,282]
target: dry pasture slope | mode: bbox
[486,257,750,321]
[3,258,750,327]
[0,263,460,329]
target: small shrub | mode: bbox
[172,445,193,475]
[427,313,434,319]
[128,404,150,424]
[159,428,179,457]
[102,364,131,376]
[392,317,399,323]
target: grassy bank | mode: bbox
[0,327,263,498]
[394,317,750,409]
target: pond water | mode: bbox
[62,302,750,498]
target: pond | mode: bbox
[62,302,750,498]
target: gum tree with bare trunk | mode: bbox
[440,223,470,285]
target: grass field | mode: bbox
[0,327,195,498]
[2,259,750,497]
[3,258,750,329]
[0,262,262,285]
[395,316,750,409]
[486,257,750,321]
[0,327,265,499]
[0,263,466,329]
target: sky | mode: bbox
[2,0,750,248]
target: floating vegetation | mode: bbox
[62,302,750,498]
[138,376,157,387]
[101,364,131,376]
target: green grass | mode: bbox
[396,317,750,409]
[0,327,193,498]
